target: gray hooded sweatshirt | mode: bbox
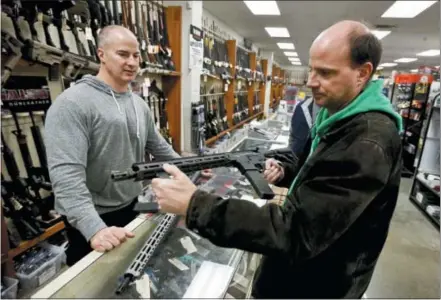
[44,75,179,241]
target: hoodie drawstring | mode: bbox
[110,89,140,139]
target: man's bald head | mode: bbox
[98,25,138,49]
[307,20,383,113]
[312,20,382,78]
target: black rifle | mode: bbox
[147,1,163,68]
[158,1,175,70]
[140,3,157,67]
[134,147,296,214]
[1,134,48,231]
[111,0,119,25]
[10,112,51,189]
[28,111,48,169]
[148,81,160,130]
[218,95,228,130]
[111,148,288,201]
[2,177,44,240]
[103,0,113,25]
[133,0,150,67]
[1,29,24,86]
[114,172,202,295]
[67,0,90,57]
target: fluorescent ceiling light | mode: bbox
[265,27,290,38]
[277,42,295,50]
[291,62,302,65]
[394,57,418,63]
[288,57,300,62]
[244,1,280,15]
[371,30,391,40]
[377,66,384,70]
[379,63,398,67]
[381,1,437,18]
[284,51,298,57]
[416,49,440,56]
[410,69,419,73]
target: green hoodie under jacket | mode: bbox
[288,79,403,195]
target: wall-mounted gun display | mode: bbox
[0,0,178,86]
[1,76,61,240]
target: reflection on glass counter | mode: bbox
[112,169,262,299]
[231,138,286,153]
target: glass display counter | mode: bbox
[32,123,290,299]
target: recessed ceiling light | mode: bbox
[291,62,302,65]
[377,66,384,70]
[277,42,295,50]
[284,51,298,57]
[244,1,280,15]
[416,49,440,56]
[410,69,419,73]
[394,58,418,63]
[381,1,437,18]
[371,30,391,40]
[265,27,290,38]
[379,63,398,67]
[288,57,300,62]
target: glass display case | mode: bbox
[33,118,291,300]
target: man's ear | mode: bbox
[358,62,373,86]
[97,48,105,63]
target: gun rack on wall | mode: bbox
[1,4,183,153]
[200,37,267,147]
[271,66,286,109]
[1,3,184,278]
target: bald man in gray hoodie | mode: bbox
[44,25,179,265]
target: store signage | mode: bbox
[189,24,204,70]
[1,76,51,113]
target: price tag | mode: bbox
[180,236,198,254]
[169,257,189,271]
[141,40,147,51]
[144,78,151,87]
[249,81,252,86]
[203,74,207,82]
[224,83,228,92]
[142,84,149,97]
[85,27,93,40]
[416,192,424,203]
[238,81,242,89]
[135,274,151,298]
[61,17,67,31]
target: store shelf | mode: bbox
[7,221,65,259]
[205,112,263,146]
[409,195,440,229]
[416,175,440,197]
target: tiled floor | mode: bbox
[365,178,440,298]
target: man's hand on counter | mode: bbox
[90,226,135,252]
[151,163,197,216]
